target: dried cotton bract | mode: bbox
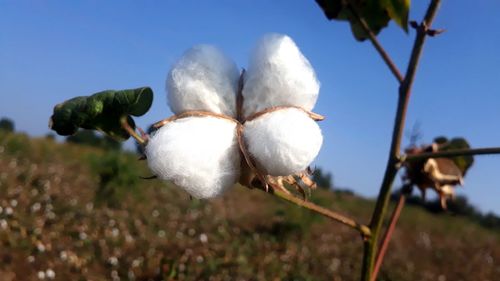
[244,108,323,176]
[242,33,320,118]
[166,45,240,117]
[146,117,240,199]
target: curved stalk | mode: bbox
[371,193,406,281]
[270,189,372,237]
[120,116,146,145]
[347,2,404,83]
[361,1,442,280]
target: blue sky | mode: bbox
[1,1,499,214]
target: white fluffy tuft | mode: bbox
[166,45,240,117]
[242,33,320,118]
[243,108,323,176]
[145,117,240,199]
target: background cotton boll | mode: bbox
[243,108,323,176]
[145,117,240,199]
[167,45,240,117]
[242,33,320,118]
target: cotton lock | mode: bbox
[242,33,320,118]
[166,45,240,117]
[243,108,323,176]
[145,116,240,199]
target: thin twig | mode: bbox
[361,1,442,280]
[268,189,371,237]
[120,116,146,145]
[371,193,406,281]
[346,2,404,83]
[404,147,500,162]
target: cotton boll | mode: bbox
[243,108,323,176]
[167,45,240,117]
[242,33,320,118]
[146,117,240,199]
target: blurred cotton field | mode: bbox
[0,131,499,280]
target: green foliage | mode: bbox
[0,117,15,132]
[401,192,500,231]
[433,136,474,175]
[0,131,31,157]
[67,129,121,151]
[1,133,499,280]
[312,167,333,189]
[49,87,153,141]
[88,151,140,207]
[315,0,410,41]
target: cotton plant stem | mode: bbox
[347,2,404,83]
[371,193,406,281]
[120,116,146,145]
[270,189,371,237]
[404,147,500,162]
[360,1,442,281]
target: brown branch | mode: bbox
[404,147,500,162]
[361,1,442,280]
[346,3,404,83]
[120,116,146,145]
[371,193,406,281]
[269,189,371,237]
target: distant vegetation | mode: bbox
[312,167,333,189]
[392,190,500,231]
[0,131,499,280]
[0,117,15,132]
[66,129,121,150]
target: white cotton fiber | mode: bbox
[243,108,323,176]
[167,45,240,117]
[145,117,240,199]
[242,33,320,118]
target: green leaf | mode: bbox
[49,87,153,141]
[434,137,474,176]
[382,0,410,32]
[315,0,410,41]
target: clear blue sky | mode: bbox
[1,1,499,214]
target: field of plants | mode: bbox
[0,131,499,280]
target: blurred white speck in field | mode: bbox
[36,241,46,252]
[31,202,41,212]
[45,269,55,279]
[152,209,160,217]
[86,202,94,212]
[79,232,88,240]
[60,251,68,261]
[10,199,17,207]
[108,256,119,266]
[127,270,135,280]
[0,219,8,230]
[199,233,208,243]
[37,271,45,280]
